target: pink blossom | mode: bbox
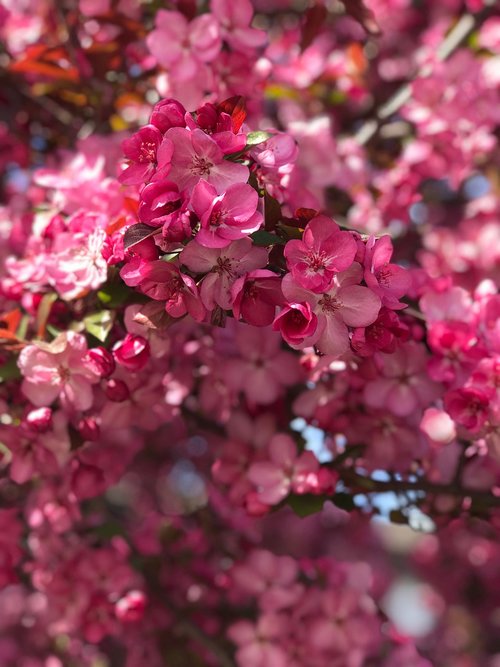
[119,125,168,186]
[121,258,205,321]
[181,238,268,310]
[149,98,186,133]
[250,132,298,168]
[113,334,150,372]
[146,11,221,81]
[211,0,267,52]
[284,215,357,293]
[444,387,490,433]
[364,235,411,310]
[138,180,184,228]
[222,323,303,405]
[46,227,108,301]
[231,549,303,611]
[165,127,249,194]
[86,346,115,378]
[282,264,381,356]
[2,412,70,484]
[18,332,100,411]
[185,102,247,155]
[191,180,263,247]
[363,342,440,417]
[247,434,321,505]
[272,302,318,347]
[231,270,284,327]
[228,614,289,667]
[351,308,410,357]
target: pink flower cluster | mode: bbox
[119,98,409,357]
[228,550,382,667]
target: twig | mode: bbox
[355,6,495,145]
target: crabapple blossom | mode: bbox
[18,332,100,411]
[191,180,263,247]
[181,238,268,310]
[1,0,500,662]
[284,215,357,293]
[165,127,249,194]
[282,264,382,356]
[146,11,221,80]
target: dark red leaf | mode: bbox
[123,223,161,250]
[217,96,247,133]
[301,4,328,52]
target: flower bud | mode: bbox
[113,334,150,372]
[105,379,130,402]
[86,346,116,378]
[115,590,147,622]
[150,98,186,133]
[76,416,100,442]
[24,407,53,433]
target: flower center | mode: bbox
[319,294,342,314]
[139,141,157,163]
[191,156,213,176]
[215,257,233,275]
[307,251,327,272]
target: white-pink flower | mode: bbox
[46,227,108,300]
[146,10,221,81]
[18,332,101,411]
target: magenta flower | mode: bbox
[191,180,263,247]
[272,302,318,347]
[222,323,303,405]
[119,125,171,186]
[18,332,100,411]
[165,127,249,194]
[211,0,267,52]
[284,215,357,293]
[121,258,206,321]
[181,238,268,310]
[444,387,490,433]
[363,235,411,310]
[2,412,70,484]
[231,270,284,327]
[113,334,150,372]
[282,264,381,357]
[138,180,184,228]
[146,10,221,81]
[149,98,187,133]
[364,342,440,417]
[247,434,320,505]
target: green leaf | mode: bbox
[97,282,128,309]
[331,493,357,512]
[245,130,272,147]
[0,357,21,382]
[287,494,325,518]
[250,230,286,247]
[84,311,114,343]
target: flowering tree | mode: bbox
[0,0,499,665]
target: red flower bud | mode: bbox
[24,407,53,433]
[86,346,116,379]
[105,379,130,402]
[113,334,150,372]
